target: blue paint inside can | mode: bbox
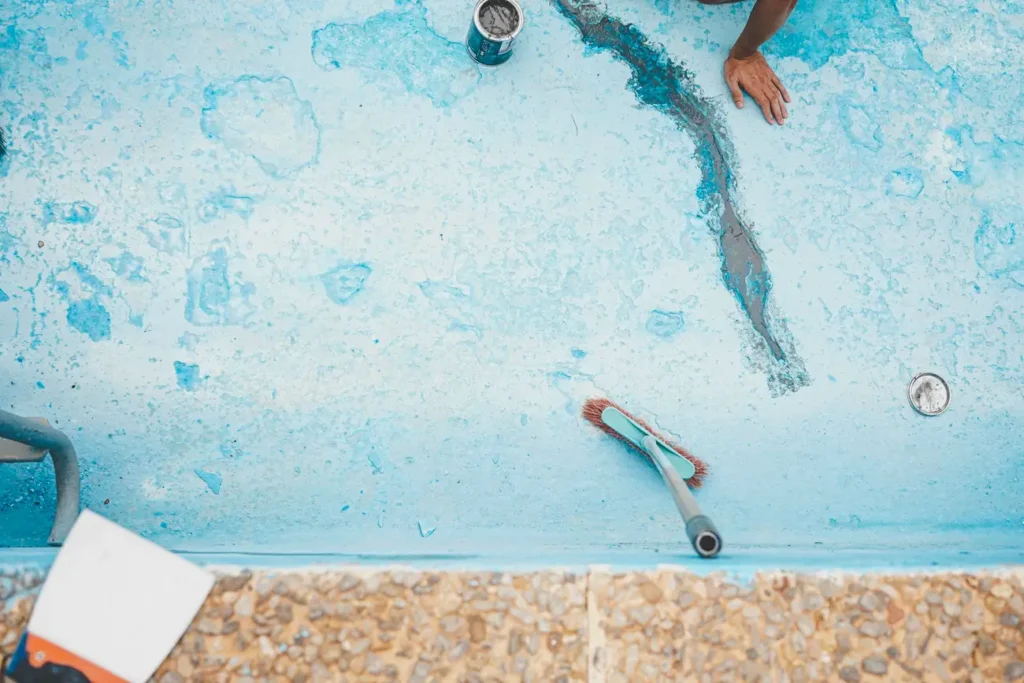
[467,0,523,66]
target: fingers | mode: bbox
[769,94,785,125]
[727,78,745,109]
[757,96,777,125]
[772,75,791,103]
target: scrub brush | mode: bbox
[582,397,721,558]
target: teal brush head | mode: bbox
[581,396,707,486]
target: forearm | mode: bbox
[730,0,796,60]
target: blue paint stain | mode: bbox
[0,25,20,51]
[197,189,257,222]
[140,214,186,254]
[200,76,321,178]
[838,98,883,151]
[766,0,928,72]
[321,263,372,304]
[174,361,201,391]
[974,214,1023,287]
[179,332,199,350]
[35,381,44,389]
[0,289,8,302]
[111,31,130,68]
[185,247,256,326]
[886,168,924,198]
[646,310,685,338]
[571,348,587,358]
[341,505,350,512]
[106,251,146,282]
[43,201,97,225]
[66,299,111,341]
[84,13,105,37]
[311,8,481,108]
[194,469,222,494]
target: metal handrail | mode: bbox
[0,409,81,544]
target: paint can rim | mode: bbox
[473,0,525,42]
[907,372,951,416]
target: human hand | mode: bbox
[724,50,790,125]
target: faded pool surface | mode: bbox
[0,0,1021,566]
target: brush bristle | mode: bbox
[581,396,708,488]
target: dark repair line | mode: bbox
[552,0,809,392]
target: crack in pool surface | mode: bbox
[552,0,809,394]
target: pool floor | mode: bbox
[0,0,1022,565]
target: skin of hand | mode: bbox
[724,50,791,125]
[719,0,798,125]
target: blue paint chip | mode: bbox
[174,361,201,391]
[35,381,44,389]
[321,262,371,304]
[885,168,924,198]
[106,251,146,282]
[0,289,9,302]
[66,298,111,341]
[42,200,97,225]
[646,310,685,339]
[194,469,222,494]
[571,348,586,358]
[341,505,350,512]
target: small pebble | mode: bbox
[859,592,881,611]
[469,616,487,643]
[838,665,861,682]
[859,620,887,638]
[862,655,888,676]
[1006,662,1024,682]
[992,583,1014,599]
[640,581,663,603]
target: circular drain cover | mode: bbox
[908,373,951,416]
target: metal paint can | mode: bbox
[467,0,524,66]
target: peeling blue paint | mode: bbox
[646,310,685,338]
[65,298,111,342]
[197,189,257,223]
[312,6,480,108]
[321,263,371,305]
[194,469,222,495]
[42,201,97,225]
[139,215,186,255]
[886,168,924,198]
[185,247,255,326]
[174,361,201,391]
[201,76,320,178]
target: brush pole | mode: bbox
[641,436,722,558]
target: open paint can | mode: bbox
[467,0,524,66]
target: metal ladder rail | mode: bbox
[0,409,81,544]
